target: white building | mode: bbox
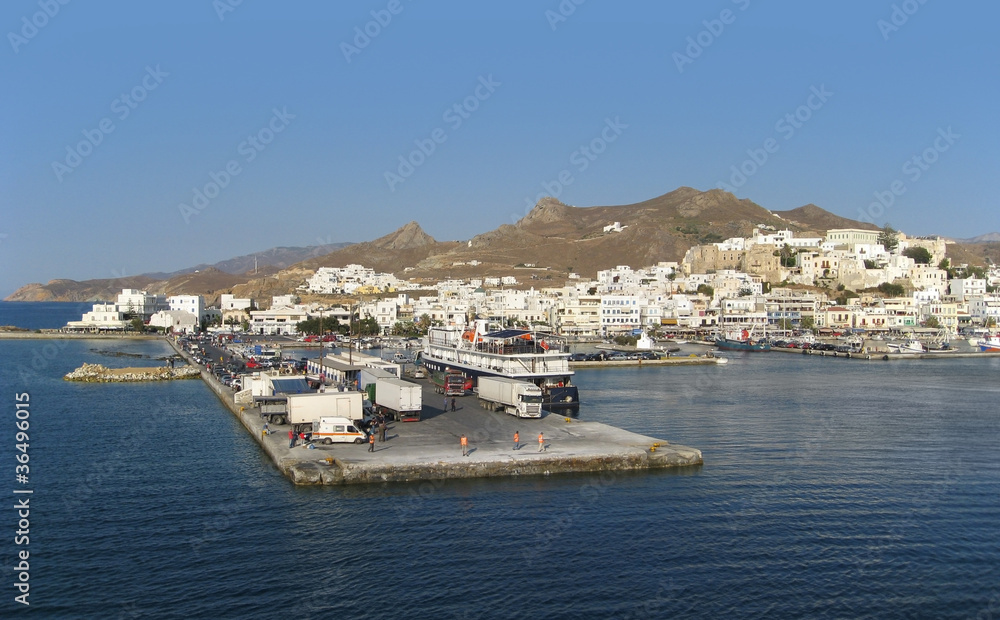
[950,278,986,301]
[168,295,206,324]
[220,294,253,311]
[148,310,199,334]
[64,303,127,331]
[249,306,309,335]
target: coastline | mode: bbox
[164,338,704,485]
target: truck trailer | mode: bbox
[285,391,365,433]
[373,377,423,422]
[476,376,543,418]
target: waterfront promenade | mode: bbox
[168,339,703,485]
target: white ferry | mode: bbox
[419,320,580,412]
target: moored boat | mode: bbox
[715,328,770,352]
[420,320,579,412]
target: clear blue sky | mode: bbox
[2,0,997,297]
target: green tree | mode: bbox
[799,316,815,332]
[902,246,933,264]
[864,259,878,269]
[877,282,905,297]
[696,284,714,298]
[240,319,250,332]
[778,244,796,268]
[924,315,940,328]
[129,317,144,332]
[938,258,950,271]
[878,224,899,253]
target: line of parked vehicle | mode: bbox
[568,351,665,362]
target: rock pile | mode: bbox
[64,363,200,382]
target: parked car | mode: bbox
[569,353,589,362]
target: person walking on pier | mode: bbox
[450,397,456,412]
[288,429,295,449]
[461,434,468,456]
[538,432,545,452]
[443,397,448,412]
[513,431,520,451]
[379,422,386,442]
[368,432,375,452]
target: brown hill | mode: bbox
[772,204,880,234]
[8,187,990,304]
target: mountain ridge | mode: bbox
[6,188,995,304]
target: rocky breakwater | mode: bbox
[64,363,200,382]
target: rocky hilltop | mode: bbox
[7,187,997,304]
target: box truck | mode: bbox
[476,376,543,418]
[373,377,423,422]
[285,391,365,433]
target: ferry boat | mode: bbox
[419,320,580,412]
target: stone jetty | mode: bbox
[64,363,200,382]
[167,340,704,486]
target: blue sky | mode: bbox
[2,0,997,297]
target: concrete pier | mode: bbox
[168,339,703,485]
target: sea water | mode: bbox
[1,328,999,617]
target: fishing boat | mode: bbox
[715,328,771,352]
[887,339,925,354]
[977,336,1000,353]
[419,320,579,412]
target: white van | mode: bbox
[309,416,369,445]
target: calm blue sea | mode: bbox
[0,301,93,330]
[1,308,999,618]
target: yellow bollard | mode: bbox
[650,445,657,452]
[565,417,571,423]
[653,442,660,448]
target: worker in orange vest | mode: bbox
[538,432,545,452]
[513,431,520,451]
[368,432,375,452]
[461,434,468,457]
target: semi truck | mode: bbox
[284,391,365,433]
[476,376,543,418]
[431,369,466,396]
[373,377,423,422]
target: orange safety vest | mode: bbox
[538,434,544,443]
[369,434,374,443]
[460,436,467,446]
[514,433,519,442]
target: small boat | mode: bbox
[978,336,1000,353]
[887,339,925,354]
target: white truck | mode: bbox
[373,377,423,422]
[477,376,543,418]
[285,391,365,433]
[309,416,369,445]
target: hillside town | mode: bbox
[64,225,999,339]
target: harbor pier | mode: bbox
[169,340,703,485]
